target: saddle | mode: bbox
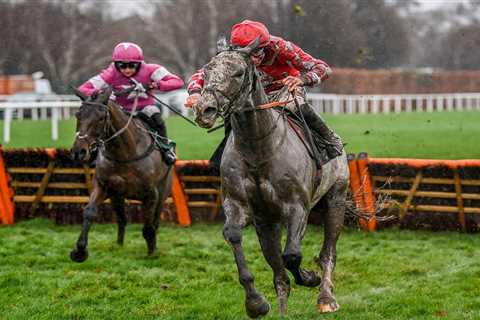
[277,108,331,167]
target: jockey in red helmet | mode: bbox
[79,42,184,165]
[185,20,342,168]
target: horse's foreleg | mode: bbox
[70,180,107,262]
[112,195,127,245]
[255,223,290,316]
[223,201,269,319]
[142,189,160,255]
[283,204,321,287]
[317,182,346,313]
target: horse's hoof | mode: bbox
[147,247,156,256]
[296,269,321,287]
[317,298,339,313]
[246,294,270,318]
[70,248,89,263]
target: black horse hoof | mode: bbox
[246,294,270,318]
[70,247,89,263]
[296,269,321,287]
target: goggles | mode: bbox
[115,61,140,70]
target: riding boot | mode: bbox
[151,113,176,166]
[298,103,343,159]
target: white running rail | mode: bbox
[1,92,480,143]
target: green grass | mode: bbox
[0,219,479,319]
[1,111,479,159]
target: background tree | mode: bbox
[1,0,479,93]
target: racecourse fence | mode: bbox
[1,92,480,142]
[1,148,479,232]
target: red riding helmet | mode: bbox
[230,20,270,48]
[112,42,144,62]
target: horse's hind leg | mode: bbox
[223,200,270,318]
[70,179,107,262]
[256,223,290,316]
[283,204,321,287]
[112,195,127,245]
[317,181,347,313]
[142,188,160,255]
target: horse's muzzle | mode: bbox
[195,106,218,128]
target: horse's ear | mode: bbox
[71,85,87,101]
[95,87,113,104]
[236,36,261,55]
[217,35,229,52]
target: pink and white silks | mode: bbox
[79,63,184,112]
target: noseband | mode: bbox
[202,51,256,119]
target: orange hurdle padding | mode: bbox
[175,160,211,169]
[357,153,377,231]
[0,146,14,224]
[171,169,191,226]
[347,154,365,215]
[367,158,480,169]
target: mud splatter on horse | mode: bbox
[194,40,349,317]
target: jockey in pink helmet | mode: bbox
[79,42,184,165]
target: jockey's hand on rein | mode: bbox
[142,82,156,92]
[184,93,200,108]
[278,76,304,92]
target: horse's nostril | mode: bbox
[204,107,217,117]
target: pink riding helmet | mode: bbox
[112,42,144,62]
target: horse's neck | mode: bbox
[106,103,139,154]
[231,77,280,160]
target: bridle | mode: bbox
[75,100,112,152]
[201,50,291,169]
[201,51,257,119]
[75,97,155,163]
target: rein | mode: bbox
[204,50,291,170]
[77,95,155,164]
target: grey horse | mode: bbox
[70,88,173,262]
[193,41,349,317]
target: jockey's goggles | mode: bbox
[115,61,140,70]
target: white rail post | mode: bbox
[3,107,13,143]
[332,96,340,115]
[416,97,423,112]
[436,96,444,112]
[347,96,354,114]
[382,97,390,114]
[51,107,59,140]
[394,96,402,113]
[405,96,412,112]
[446,96,453,111]
[360,96,367,114]
[454,94,461,111]
[372,96,379,114]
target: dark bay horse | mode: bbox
[193,41,349,317]
[70,88,173,262]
